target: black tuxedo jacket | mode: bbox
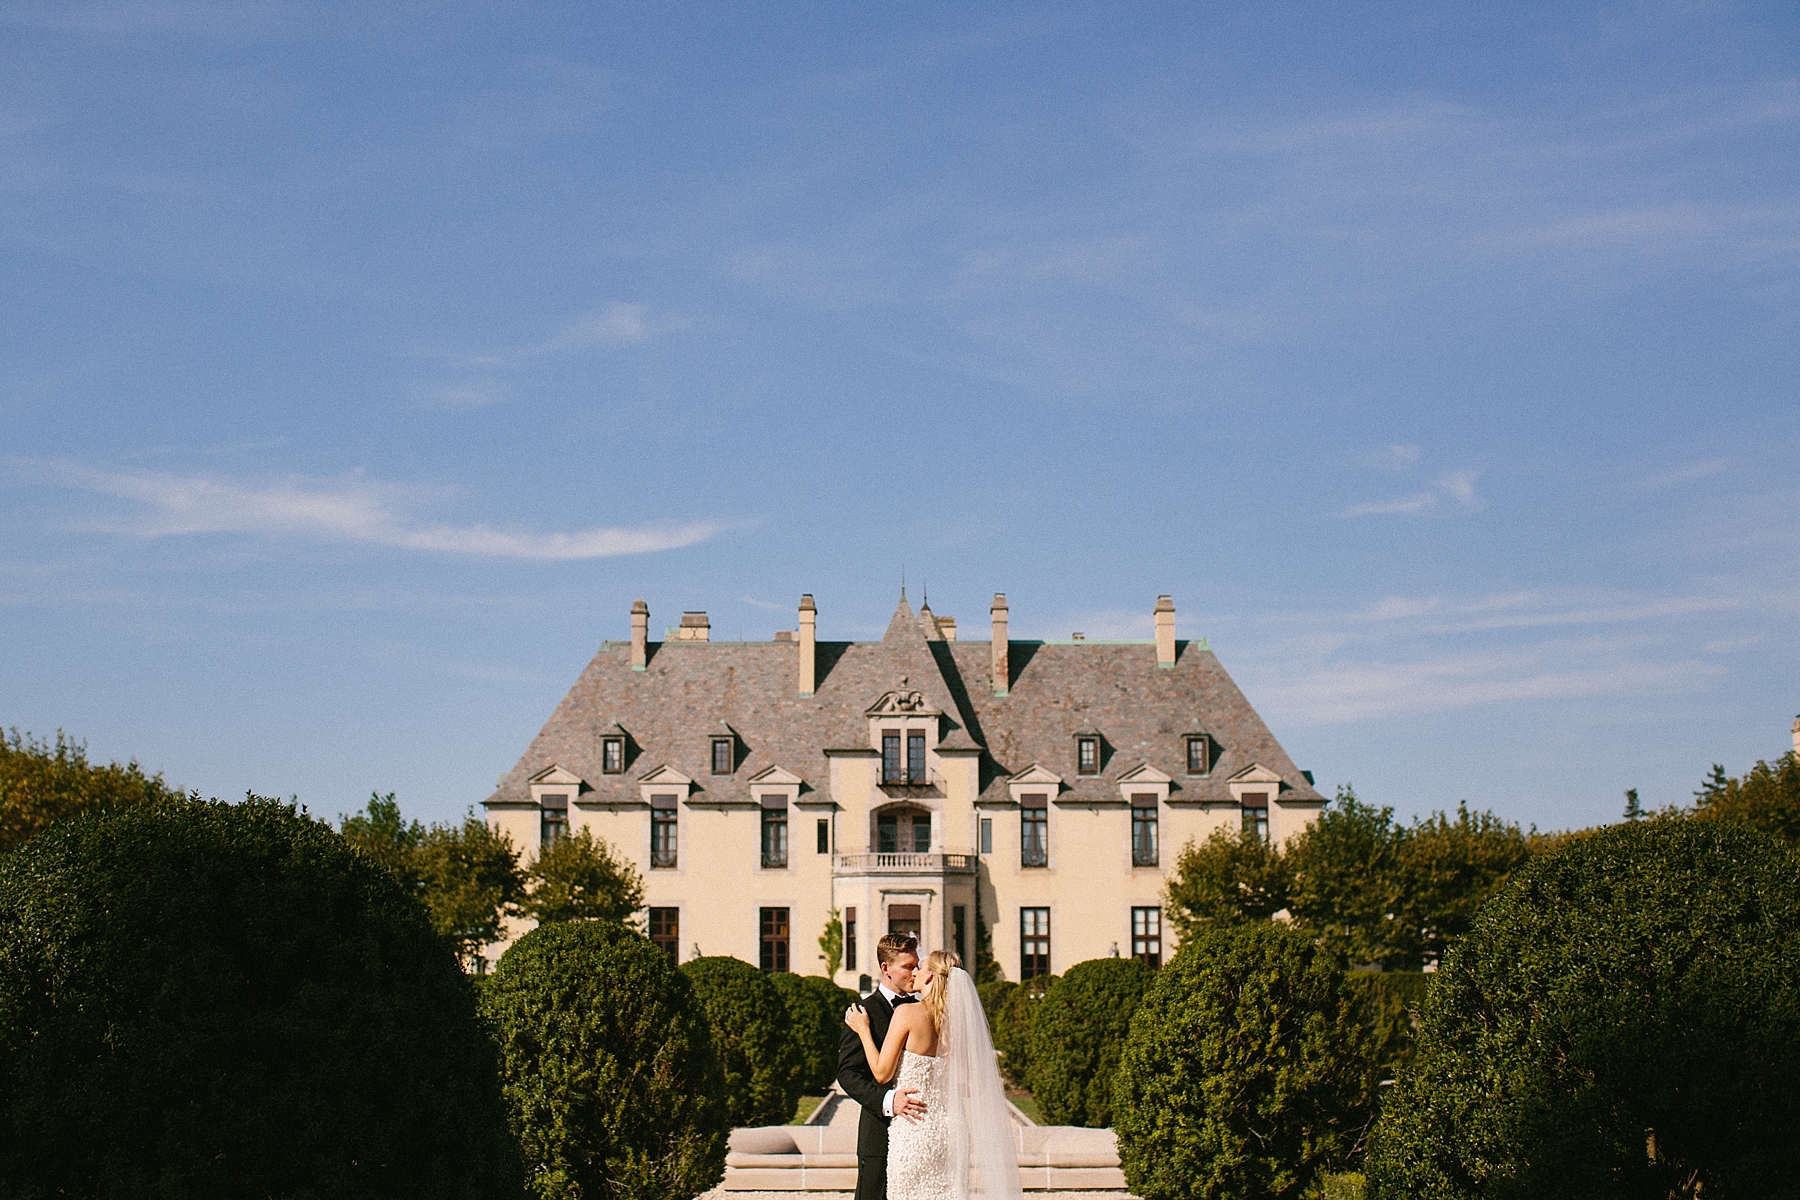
[836,990,899,1159]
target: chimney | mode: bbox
[1792,714,1799,756]
[1155,595,1176,668]
[990,593,1010,697]
[798,594,817,696]
[630,599,648,671]
[674,612,710,642]
[938,615,956,641]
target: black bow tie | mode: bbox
[891,994,918,1005]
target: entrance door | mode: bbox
[887,903,921,939]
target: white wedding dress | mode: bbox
[886,970,1024,1200]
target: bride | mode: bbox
[845,950,1025,1200]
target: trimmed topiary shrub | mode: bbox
[1027,957,1154,1126]
[0,797,520,1199]
[484,920,728,1200]
[1366,820,1800,1199]
[992,975,1055,1088]
[681,956,807,1127]
[1343,970,1429,1082]
[1112,923,1375,1200]
[770,972,857,1095]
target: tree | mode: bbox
[1163,827,1289,941]
[483,920,728,1200]
[417,813,525,966]
[339,794,524,968]
[1692,751,1800,844]
[818,908,843,977]
[1112,924,1376,1200]
[0,727,184,854]
[523,827,645,925]
[0,796,520,1198]
[340,790,424,882]
[1286,787,1405,968]
[1390,802,1535,970]
[680,956,807,1128]
[1366,820,1800,1200]
[1026,957,1154,1127]
[1622,787,1642,822]
[770,973,855,1094]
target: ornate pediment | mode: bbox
[748,764,803,786]
[865,689,939,717]
[638,763,693,786]
[1118,762,1172,785]
[1008,763,1064,786]
[1228,762,1283,785]
[529,764,584,787]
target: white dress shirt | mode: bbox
[876,982,912,1118]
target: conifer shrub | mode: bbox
[1026,957,1154,1127]
[484,920,727,1200]
[992,974,1055,1088]
[1366,820,1800,1199]
[770,972,857,1094]
[1112,924,1375,1200]
[681,956,807,1127]
[0,797,520,1199]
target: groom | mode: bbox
[837,933,929,1200]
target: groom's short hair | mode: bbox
[875,933,918,966]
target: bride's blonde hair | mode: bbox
[919,949,960,1033]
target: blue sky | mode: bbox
[3,1,1797,833]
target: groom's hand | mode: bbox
[893,1086,927,1123]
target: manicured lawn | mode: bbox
[790,1094,827,1125]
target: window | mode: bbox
[602,737,624,774]
[980,818,993,854]
[711,737,733,775]
[1021,908,1051,979]
[877,812,899,853]
[1186,736,1209,775]
[760,907,790,972]
[649,907,680,964]
[953,905,967,963]
[816,818,830,854]
[907,732,926,784]
[882,732,902,784]
[888,903,921,939]
[761,807,789,868]
[1131,795,1159,867]
[1131,907,1162,968]
[650,795,678,868]
[912,811,930,852]
[845,906,857,972]
[1242,793,1269,843]
[540,794,568,849]
[1076,736,1099,776]
[1021,795,1048,867]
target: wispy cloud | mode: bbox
[1643,457,1729,489]
[429,302,684,374]
[1342,470,1482,518]
[20,461,721,561]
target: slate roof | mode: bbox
[485,597,1325,810]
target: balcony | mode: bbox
[832,852,977,875]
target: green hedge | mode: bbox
[485,920,727,1200]
[1027,957,1154,1127]
[1367,820,1800,1199]
[1343,970,1428,1081]
[991,975,1055,1089]
[769,973,857,1094]
[1112,924,1374,1200]
[681,957,807,1127]
[0,797,519,1198]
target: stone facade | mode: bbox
[482,591,1326,984]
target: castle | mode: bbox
[483,591,1325,985]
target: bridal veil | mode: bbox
[941,968,1025,1200]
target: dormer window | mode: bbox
[1186,735,1210,775]
[1076,736,1099,776]
[711,737,733,775]
[602,737,624,774]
